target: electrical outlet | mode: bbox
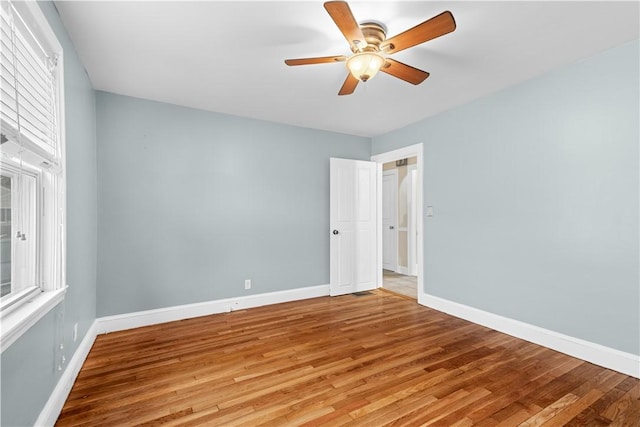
[73,322,78,342]
[244,279,251,290]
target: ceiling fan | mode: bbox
[284,1,456,96]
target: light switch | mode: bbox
[426,206,434,217]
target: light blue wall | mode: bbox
[372,40,640,355]
[0,2,98,426]
[96,92,370,316]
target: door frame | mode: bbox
[371,143,425,305]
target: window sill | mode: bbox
[0,287,66,353]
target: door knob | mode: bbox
[389,226,394,230]
[332,230,339,235]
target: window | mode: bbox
[0,0,65,352]
[1,163,39,300]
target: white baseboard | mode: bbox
[35,320,98,427]
[422,293,640,379]
[96,284,330,334]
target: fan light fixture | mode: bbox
[346,52,385,82]
[284,2,457,95]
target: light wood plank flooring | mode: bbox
[383,270,417,299]
[56,291,640,426]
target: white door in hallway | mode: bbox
[409,167,418,276]
[329,158,377,296]
[382,169,398,271]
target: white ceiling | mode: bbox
[54,1,639,138]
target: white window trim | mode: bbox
[0,1,66,353]
[0,287,66,352]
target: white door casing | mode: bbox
[329,158,377,296]
[382,169,398,271]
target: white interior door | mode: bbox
[330,158,377,296]
[382,170,397,271]
[408,167,418,276]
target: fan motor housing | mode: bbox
[358,21,387,52]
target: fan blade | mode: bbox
[285,56,347,66]
[382,11,456,55]
[324,1,366,51]
[338,73,359,96]
[381,59,430,85]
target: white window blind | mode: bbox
[0,0,65,342]
[1,0,59,166]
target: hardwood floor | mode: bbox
[56,291,640,426]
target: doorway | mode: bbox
[381,157,418,299]
[371,144,424,304]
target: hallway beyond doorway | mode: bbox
[382,269,417,299]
